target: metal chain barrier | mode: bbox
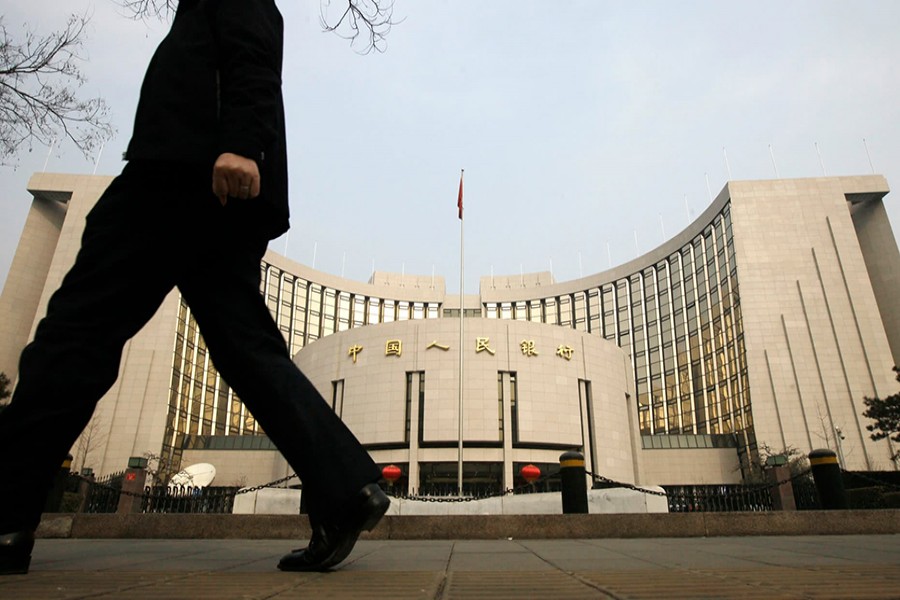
[231,473,299,495]
[588,467,812,499]
[586,470,669,497]
[73,465,820,507]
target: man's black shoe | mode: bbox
[0,531,34,575]
[277,483,389,572]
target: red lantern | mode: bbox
[382,464,402,484]
[520,464,541,484]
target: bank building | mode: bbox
[1,173,898,496]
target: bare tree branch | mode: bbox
[0,372,10,404]
[74,414,108,474]
[0,14,113,165]
[115,0,177,21]
[113,1,399,54]
[320,0,399,54]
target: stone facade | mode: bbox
[1,172,898,494]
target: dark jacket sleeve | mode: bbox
[214,0,284,163]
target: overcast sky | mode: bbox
[2,1,899,294]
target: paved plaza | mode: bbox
[1,535,899,599]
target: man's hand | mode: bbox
[212,152,261,205]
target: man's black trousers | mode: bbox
[0,161,379,533]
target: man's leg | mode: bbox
[175,198,388,570]
[175,207,381,522]
[0,164,177,535]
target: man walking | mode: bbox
[0,0,388,574]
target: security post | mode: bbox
[43,454,73,512]
[559,450,589,514]
[765,455,796,511]
[117,456,149,514]
[76,468,94,513]
[809,449,848,510]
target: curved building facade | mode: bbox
[1,173,898,492]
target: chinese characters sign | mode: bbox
[385,339,402,357]
[347,338,575,361]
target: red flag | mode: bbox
[457,170,464,220]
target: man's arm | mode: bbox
[210,0,283,203]
[212,152,260,204]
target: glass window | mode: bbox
[633,326,645,346]
[404,373,413,443]
[337,292,351,331]
[383,299,395,323]
[322,289,337,335]
[637,379,649,406]
[527,300,542,322]
[353,295,366,327]
[397,301,410,321]
[413,302,425,320]
[367,298,381,324]
[559,295,572,327]
[515,301,528,321]
[509,372,519,443]
[544,298,558,325]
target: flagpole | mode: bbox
[457,169,465,496]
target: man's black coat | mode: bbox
[125,0,289,239]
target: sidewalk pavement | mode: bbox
[1,535,899,599]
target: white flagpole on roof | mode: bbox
[457,169,465,496]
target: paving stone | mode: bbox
[1,536,899,599]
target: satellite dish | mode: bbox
[169,463,216,487]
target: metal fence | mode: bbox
[64,464,881,515]
[140,485,239,514]
[663,484,775,512]
[791,474,821,510]
[661,468,822,513]
[70,473,239,514]
[79,471,124,514]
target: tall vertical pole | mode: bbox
[815,142,827,176]
[92,142,105,175]
[769,144,780,178]
[42,138,56,172]
[457,169,465,496]
[863,138,875,174]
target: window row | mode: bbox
[260,264,442,355]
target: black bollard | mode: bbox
[809,449,848,510]
[559,450,589,514]
[44,454,73,513]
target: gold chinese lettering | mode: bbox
[426,341,450,351]
[385,339,402,357]
[348,344,363,363]
[556,344,574,361]
[475,337,496,355]
[520,340,538,357]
